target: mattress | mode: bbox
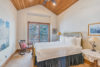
[34,42,82,62]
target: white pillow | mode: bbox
[60,35,65,42]
[75,37,81,47]
[64,37,76,46]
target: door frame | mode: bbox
[27,22,50,43]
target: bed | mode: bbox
[32,32,84,67]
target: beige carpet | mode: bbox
[4,51,91,67]
[4,52,33,67]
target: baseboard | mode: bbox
[1,50,17,67]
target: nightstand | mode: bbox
[82,49,100,67]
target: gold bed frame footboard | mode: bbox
[32,46,36,67]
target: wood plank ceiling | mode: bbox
[11,0,78,15]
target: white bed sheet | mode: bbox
[34,42,82,62]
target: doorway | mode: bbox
[28,22,50,43]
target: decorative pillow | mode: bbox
[75,37,81,47]
[64,37,76,46]
[21,43,27,49]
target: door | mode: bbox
[40,24,49,42]
[28,22,50,43]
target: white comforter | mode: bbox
[34,42,82,62]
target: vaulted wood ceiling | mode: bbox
[11,0,78,15]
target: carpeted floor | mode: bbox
[4,51,92,67]
[4,52,33,67]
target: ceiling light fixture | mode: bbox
[43,0,56,6]
[53,2,56,6]
[52,0,56,6]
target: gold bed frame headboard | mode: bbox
[63,32,82,38]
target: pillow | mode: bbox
[75,37,81,47]
[21,42,27,49]
[64,37,76,46]
[60,35,65,42]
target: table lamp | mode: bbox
[88,37,97,51]
[57,32,61,36]
[57,32,61,41]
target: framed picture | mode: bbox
[88,23,100,36]
[0,18,10,51]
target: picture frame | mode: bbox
[88,23,100,36]
[0,18,10,51]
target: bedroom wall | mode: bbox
[57,0,100,49]
[17,5,57,44]
[0,0,17,66]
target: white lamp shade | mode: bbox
[88,37,98,44]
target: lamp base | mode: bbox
[91,49,96,52]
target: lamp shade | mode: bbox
[88,37,98,43]
[57,32,61,35]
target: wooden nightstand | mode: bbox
[82,49,100,67]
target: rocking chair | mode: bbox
[18,40,28,55]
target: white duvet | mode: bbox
[34,42,82,62]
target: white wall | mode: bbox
[57,0,100,49]
[17,5,57,44]
[0,0,17,66]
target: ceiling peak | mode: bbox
[11,0,78,15]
